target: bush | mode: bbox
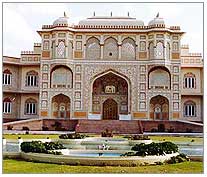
[151,128,157,132]
[42,126,49,131]
[20,141,66,154]
[22,126,30,131]
[166,154,190,164]
[126,141,179,156]
[101,129,113,137]
[121,151,137,157]
[129,135,150,140]
[21,141,47,153]
[158,124,165,132]
[7,125,13,130]
[59,133,86,139]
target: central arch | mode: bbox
[103,99,118,120]
[91,70,130,120]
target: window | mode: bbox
[166,43,170,60]
[86,37,100,59]
[140,41,146,51]
[26,71,38,87]
[121,38,136,60]
[57,41,65,58]
[184,73,196,89]
[103,37,118,60]
[3,69,12,85]
[149,42,154,59]
[43,41,49,50]
[25,98,37,115]
[184,101,196,117]
[3,98,12,114]
[156,42,164,59]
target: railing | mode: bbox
[21,56,40,62]
[52,84,72,89]
[149,86,169,90]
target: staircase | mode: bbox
[75,120,142,134]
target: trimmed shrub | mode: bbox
[121,151,137,157]
[20,141,66,154]
[101,129,113,137]
[42,126,49,131]
[123,141,179,156]
[22,126,30,131]
[59,133,86,139]
[7,125,13,130]
[165,154,190,164]
[129,135,150,140]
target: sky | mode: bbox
[2,2,203,57]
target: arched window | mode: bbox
[140,41,146,51]
[51,66,73,88]
[86,37,100,59]
[26,70,38,87]
[156,42,164,59]
[3,98,12,113]
[51,41,56,58]
[25,98,37,115]
[57,41,65,58]
[121,38,136,60]
[166,42,170,60]
[173,42,179,51]
[148,67,171,89]
[149,42,154,59]
[184,72,196,89]
[3,69,12,85]
[103,37,118,60]
[184,101,196,117]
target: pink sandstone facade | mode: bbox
[3,13,203,133]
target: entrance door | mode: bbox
[103,99,118,120]
[154,106,162,120]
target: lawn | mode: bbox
[149,136,203,144]
[3,159,203,173]
[3,134,203,144]
[3,134,60,140]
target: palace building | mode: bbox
[3,13,203,133]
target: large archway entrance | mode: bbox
[52,94,70,118]
[150,95,169,120]
[92,71,129,120]
[103,99,118,120]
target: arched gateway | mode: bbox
[92,71,130,120]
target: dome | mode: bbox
[148,13,165,26]
[53,16,68,26]
[79,16,144,26]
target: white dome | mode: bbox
[53,17,68,26]
[148,17,165,26]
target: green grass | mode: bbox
[149,136,203,144]
[3,134,60,140]
[3,134,203,144]
[3,159,203,173]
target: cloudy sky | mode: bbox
[3,2,203,57]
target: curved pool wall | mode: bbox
[12,152,180,166]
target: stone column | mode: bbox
[118,45,121,60]
[100,45,104,59]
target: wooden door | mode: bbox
[103,99,118,120]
